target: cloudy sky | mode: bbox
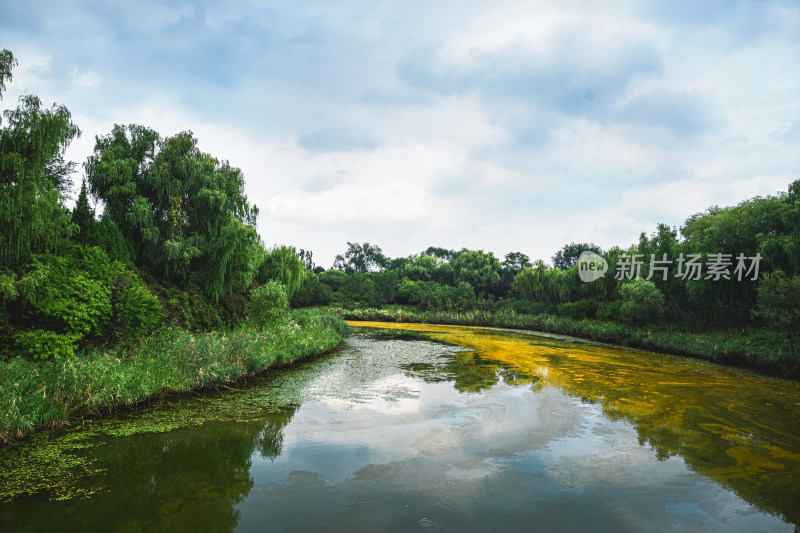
[1,1,798,267]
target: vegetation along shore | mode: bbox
[0,49,348,442]
[333,307,791,379]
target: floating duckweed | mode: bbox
[0,333,463,503]
[0,429,106,502]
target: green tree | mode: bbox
[454,281,476,309]
[512,264,543,303]
[399,253,443,281]
[247,280,289,328]
[71,179,98,245]
[678,183,800,327]
[619,279,664,326]
[757,179,800,277]
[450,249,501,292]
[368,270,398,306]
[501,252,531,278]
[318,269,348,291]
[422,246,456,261]
[297,248,315,270]
[512,260,573,306]
[0,49,16,99]
[86,125,262,301]
[396,277,423,305]
[258,245,306,300]
[332,242,386,273]
[754,271,800,357]
[552,242,603,270]
[290,270,320,307]
[1,50,80,268]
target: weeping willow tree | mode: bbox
[0,49,14,98]
[0,49,80,269]
[257,245,306,299]
[85,124,262,301]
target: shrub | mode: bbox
[291,271,320,307]
[247,280,289,328]
[597,300,621,321]
[507,299,550,315]
[4,245,164,356]
[14,330,78,359]
[754,270,800,359]
[112,270,164,338]
[454,282,476,309]
[619,279,664,326]
[396,278,423,305]
[556,299,597,319]
[166,287,222,331]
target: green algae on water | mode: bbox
[0,334,465,502]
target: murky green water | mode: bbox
[1,323,799,532]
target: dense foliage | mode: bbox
[1,311,350,441]
[1,49,80,269]
[332,241,386,273]
[755,271,800,358]
[552,242,603,270]
[3,245,163,359]
[85,125,262,301]
[257,245,306,298]
[247,280,290,328]
[0,50,317,362]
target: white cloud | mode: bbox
[70,68,101,89]
[268,181,428,223]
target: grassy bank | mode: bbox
[329,306,798,380]
[0,310,351,442]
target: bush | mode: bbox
[5,245,164,356]
[318,270,348,291]
[556,299,597,319]
[507,299,550,315]
[454,282,476,310]
[619,279,664,326]
[14,330,78,360]
[396,278,423,305]
[166,287,222,331]
[247,280,289,328]
[597,300,621,321]
[754,271,800,366]
[96,216,134,265]
[1,310,350,442]
[112,271,164,338]
[291,271,320,307]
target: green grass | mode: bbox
[329,306,798,380]
[0,310,351,442]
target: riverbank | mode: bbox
[0,310,351,443]
[328,306,797,380]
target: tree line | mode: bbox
[294,185,799,350]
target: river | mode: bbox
[1,322,799,532]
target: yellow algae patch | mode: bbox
[726,446,787,472]
[351,320,800,522]
[761,444,800,463]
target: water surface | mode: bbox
[1,322,799,532]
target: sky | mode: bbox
[1,0,798,268]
